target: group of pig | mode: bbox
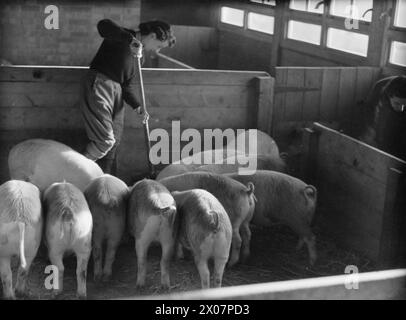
[0,131,318,300]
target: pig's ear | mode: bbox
[246,182,255,196]
[304,185,317,200]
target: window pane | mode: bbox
[330,0,373,22]
[330,0,352,18]
[389,41,406,67]
[220,7,244,27]
[287,20,322,45]
[327,28,369,56]
[353,0,373,22]
[394,0,406,28]
[250,0,276,5]
[290,0,307,11]
[247,12,275,34]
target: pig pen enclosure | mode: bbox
[0,65,405,299]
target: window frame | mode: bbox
[385,0,406,72]
[281,0,375,63]
[217,2,276,42]
[216,0,405,72]
[249,0,276,7]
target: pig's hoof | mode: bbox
[102,274,112,282]
[3,294,16,300]
[76,294,87,300]
[136,282,146,289]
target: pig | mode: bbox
[0,180,43,300]
[226,170,318,265]
[196,154,287,175]
[8,139,103,192]
[171,189,232,289]
[156,149,246,181]
[160,172,256,267]
[43,182,93,299]
[84,174,129,282]
[226,129,281,158]
[128,179,177,289]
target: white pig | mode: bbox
[172,189,232,289]
[43,182,92,299]
[84,174,129,282]
[227,170,318,265]
[8,139,103,192]
[128,179,177,289]
[160,172,256,267]
[0,180,43,300]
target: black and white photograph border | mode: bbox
[0,0,405,302]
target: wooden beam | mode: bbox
[255,76,274,135]
[301,127,320,184]
[126,269,406,300]
[379,168,406,268]
[270,0,288,75]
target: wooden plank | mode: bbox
[255,76,274,134]
[337,68,357,120]
[136,269,406,300]
[302,69,323,121]
[316,151,387,210]
[318,180,382,260]
[0,83,255,109]
[272,68,287,138]
[301,127,319,184]
[354,67,375,105]
[379,168,406,267]
[312,123,406,184]
[284,68,305,121]
[312,123,406,262]
[320,69,340,121]
[0,106,252,130]
[0,66,270,86]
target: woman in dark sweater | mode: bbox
[79,19,176,174]
[358,76,406,160]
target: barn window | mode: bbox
[394,0,406,28]
[247,12,275,34]
[250,0,276,6]
[327,28,369,56]
[389,41,406,67]
[220,7,245,27]
[287,20,322,45]
[329,0,373,22]
[289,0,324,14]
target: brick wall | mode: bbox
[0,0,140,66]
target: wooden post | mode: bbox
[255,76,274,136]
[300,126,320,184]
[270,0,288,76]
[379,168,406,268]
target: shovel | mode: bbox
[132,40,157,179]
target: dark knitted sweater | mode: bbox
[90,19,142,109]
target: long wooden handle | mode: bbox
[135,56,156,178]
